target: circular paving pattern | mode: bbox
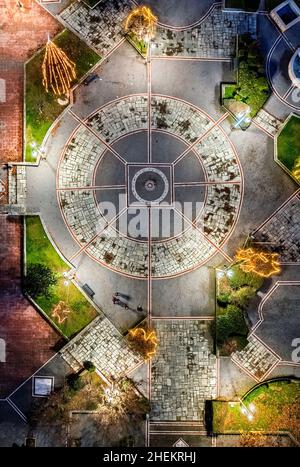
[132,168,169,205]
[57,95,243,278]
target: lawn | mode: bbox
[225,0,260,11]
[25,216,97,339]
[277,115,300,172]
[213,379,300,441]
[25,29,101,162]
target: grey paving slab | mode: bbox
[151,265,215,317]
[151,59,233,121]
[60,314,143,379]
[222,122,297,255]
[71,41,147,119]
[255,284,300,362]
[150,320,217,421]
[152,6,257,58]
[136,0,216,28]
[254,194,300,262]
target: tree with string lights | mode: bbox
[236,248,281,278]
[42,38,76,97]
[125,6,158,42]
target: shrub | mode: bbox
[83,361,96,373]
[24,263,57,298]
[228,265,263,290]
[217,304,248,344]
[67,373,85,392]
[229,286,256,308]
[217,293,231,307]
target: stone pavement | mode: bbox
[152,5,257,58]
[57,95,242,277]
[252,109,283,137]
[8,166,26,207]
[0,216,61,397]
[58,2,256,59]
[231,334,280,382]
[253,193,300,262]
[60,314,142,379]
[59,0,131,54]
[150,319,217,421]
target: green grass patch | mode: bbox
[25,29,101,162]
[225,0,260,11]
[277,116,300,171]
[213,379,300,439]
[25,216,97,338]
[223,84,237,99]
[126,32,148,56]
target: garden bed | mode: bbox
[277,115,300,178]
[213,379,300,441]
[222,35,270,120]
[25,216,97,339]
[126,32,148,57]
[216,264,264,355]
[25,29,101,162]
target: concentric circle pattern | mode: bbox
[57,95,243,278]
[132,168,169,205]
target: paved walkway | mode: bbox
[150,319,217,421]
[60,314,142,380]
[253,191,300,263]
[231,335,280,382]
[153,6,257,58]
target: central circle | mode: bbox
[132,167,169,205]
[145,179,156,191]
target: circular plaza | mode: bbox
[56,95,242,278]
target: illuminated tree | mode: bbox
[125,6,158,42]
[128,327,158,360]
[42,38,76,96]
[235,248,281,278]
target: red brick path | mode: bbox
[0,0,61,162]
[0,216,61,397]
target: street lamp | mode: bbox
[239,399,255,422]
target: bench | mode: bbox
[82,283,95,299]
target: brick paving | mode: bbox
[0,215,61,397]
[150,320,217,421]
[0,0,61,162]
